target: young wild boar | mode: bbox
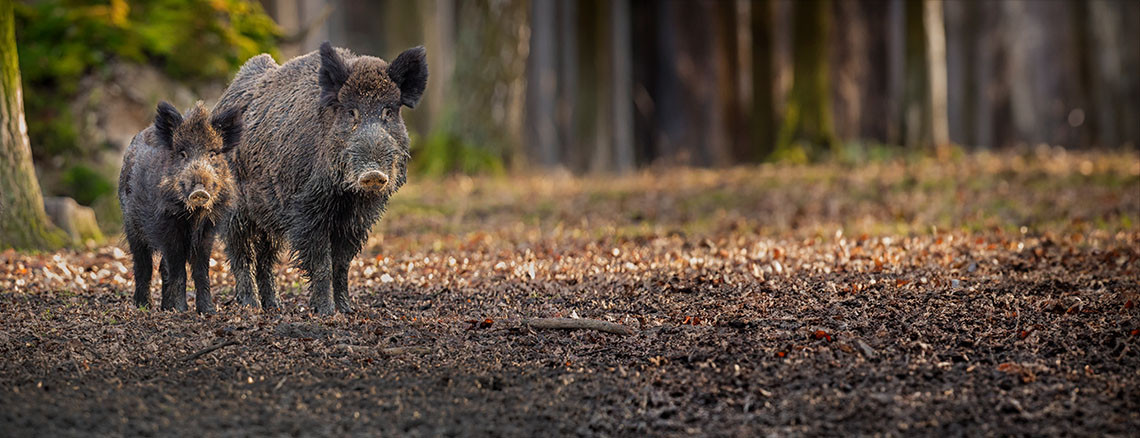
[214,42,427,314]
[119,102,243,313]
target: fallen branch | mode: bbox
[523,318,636,336]
[379,346,431,355]
[181,339,240,362]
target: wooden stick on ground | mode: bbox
[181,339,240,362]
[379,346,431,355]
[522,318,636,336]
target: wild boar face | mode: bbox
[154,101,242,216]
[318,42,426,195]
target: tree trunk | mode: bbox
[857,1,893,144]
[422,0,456,135]
[776,0,836,161]
[750,0,775,159]
[924,0,950,154]
[1,0,67,250]
[901,0,929,148]
[527,0,560,168]
[555,0,579,168]
[609,0,634,173]
[448,0,529,170]
[713,0,747,164]
[887,0,905,145]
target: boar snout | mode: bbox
[357,170,389,191]
[187,186,211,208]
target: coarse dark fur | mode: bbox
[119,101,243,313]
[214,42,427,314]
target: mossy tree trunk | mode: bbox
[0,0,67,250]
[776,0,837,162]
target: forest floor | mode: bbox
[1,148,1139,437]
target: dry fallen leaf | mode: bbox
[465,318,494,331]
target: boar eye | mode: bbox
[382,107,394,120]
[349,108,360,121]
[179,150,187,159]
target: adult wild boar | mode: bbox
[119,101,243,313]
[215,42,427,314]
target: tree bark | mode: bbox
[1,0,67,250]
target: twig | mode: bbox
[181,339,240,362]
[523,318,636,336]
[379,346,431,355]
[855,339,876,359]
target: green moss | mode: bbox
[16,1,279,83]
[14,0,279,203]
[91,192,123,235]
[412,128,506,177]
[60,165,114,206]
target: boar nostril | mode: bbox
[188,188,211,207]
[357,170,389,190]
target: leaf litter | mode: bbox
[0,149,1138,436]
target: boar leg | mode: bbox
[159,257,168,290]
[254,234,281,311]
[331,240,356,314]
[226,217,259,308]
[298,234,334,315]
[190,231,216,314]
[159,247,188,311]
[128,237,153,309]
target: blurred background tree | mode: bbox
[271,0,1135,171]
[3,0,1138,241]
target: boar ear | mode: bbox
[210,106,243,153]
[154,101,183,149]
[319,41,350,108]
[388,46,427,108]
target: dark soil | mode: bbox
[2,150,1139,437]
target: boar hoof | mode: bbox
[197,303,217,315]
[234,291,259,308]
[311,300,335,315]
[336,301,354,314]
[261,298,281,312]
